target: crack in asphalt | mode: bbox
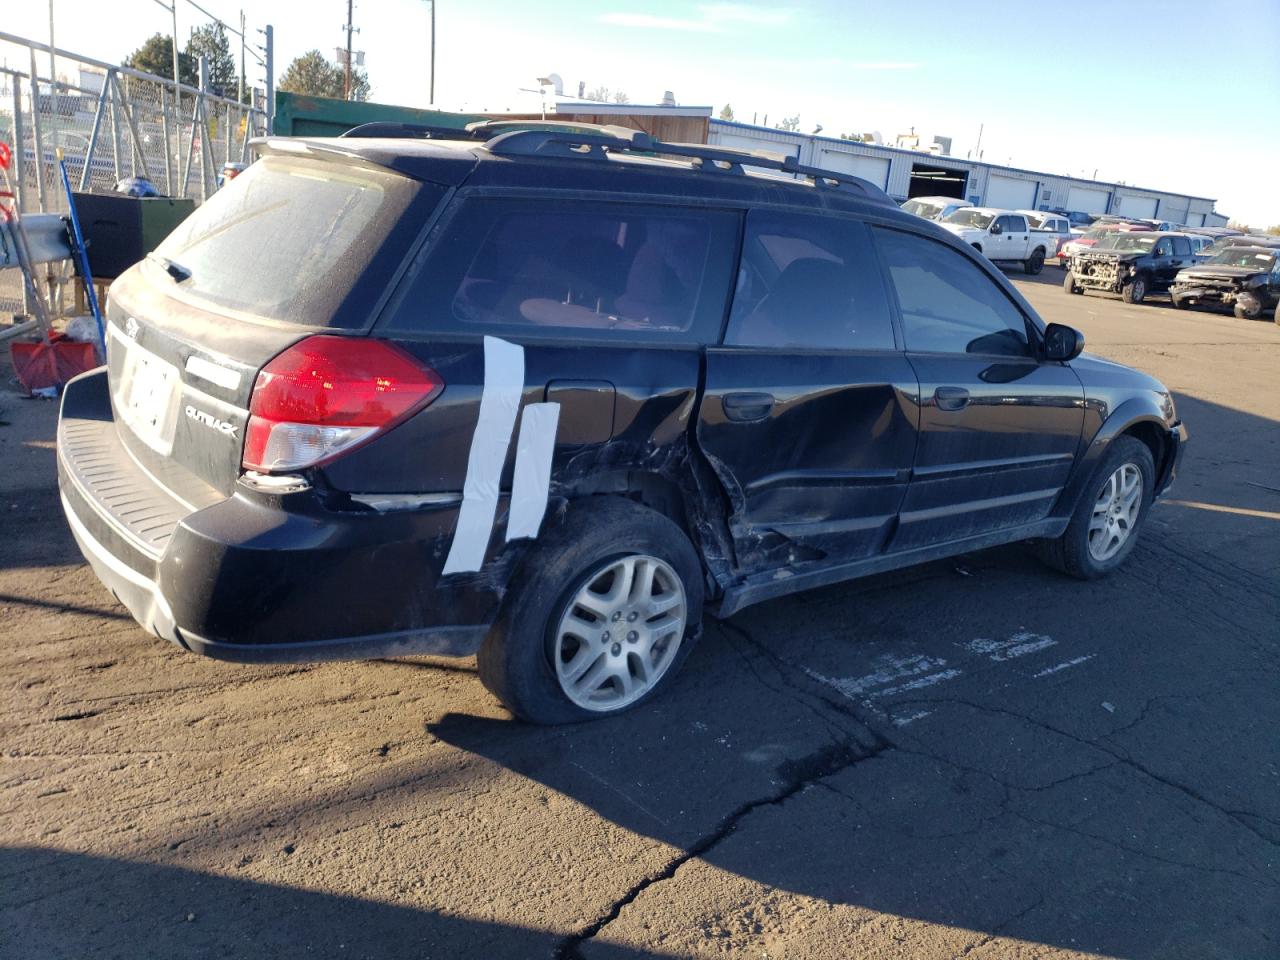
[555,620,897,959]
[892,695,1280,850]
[553,736,892,960]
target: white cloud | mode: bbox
[699,3,794,26]
[597,12,720,32]
[598,4,792,32]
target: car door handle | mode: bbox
[934,386,970,411]
[722,392,775,422]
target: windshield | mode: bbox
[1109,235,1158,252]
[944,209,993,229]
[155,155,428,326]
[1206,249,1277,269]
[903,199,946,219]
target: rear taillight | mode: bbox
[242,335,443,473]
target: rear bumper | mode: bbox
[57,368,500,662]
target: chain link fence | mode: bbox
[1,32,267,319]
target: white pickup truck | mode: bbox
[938,207,1051,274]
[1018,210,1073,265]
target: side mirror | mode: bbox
[990,222,1003,235]
[1043,323,1085,362]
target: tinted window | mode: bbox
[874,228,1032,358]
[1154,238,1173,256]
[392,199,737,340]
[155,155,432,327]
[725,212,895,351]
[1171,237,1192,257]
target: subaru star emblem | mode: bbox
[124,317,140,339]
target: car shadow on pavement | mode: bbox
[1,846,655,960]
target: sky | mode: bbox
[6,0,1280,225]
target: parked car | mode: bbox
[1017,210,1073,265]
[901,195,972,221]
[1064,232,1203,303]
[1059,224,1137,260]
[938,207,1052,273]
[1170,245,1280,319]
[1050,209,1097,234]
[56,125,1186,723]
[1095,216,1179,232]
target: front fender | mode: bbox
[1051,396,1180,520]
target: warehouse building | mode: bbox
[708,119,1225,226]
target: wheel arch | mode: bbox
[1051,399,1172,521]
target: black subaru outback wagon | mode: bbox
[57,123,1186,724]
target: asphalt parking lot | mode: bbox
[3,272,1277,960]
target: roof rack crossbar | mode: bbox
[481,125,891,202]
[340,121,485,141]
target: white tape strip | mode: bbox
[507,402,560,542]
[441,336,525,576]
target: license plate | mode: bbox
[112,334,180,455]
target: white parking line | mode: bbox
[963,631,1057,662]
[1033,655,1096,678]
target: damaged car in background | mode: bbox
[55,124,1186,724]
[1063,232,1204,304]
[1170,245,1280,320]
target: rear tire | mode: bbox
[1024,249,1045,275]
[1063,271,1082,295]
[478,497,704,725]
[1122,276,1147,304]
[1036,436,1155,580]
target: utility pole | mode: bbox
[344,0,354,100]
[262,24,274,134]
[429,0,435,105]
[238,9,245,104]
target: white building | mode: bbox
[709,120,1225,227]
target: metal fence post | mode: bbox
[160,86,173,195]
[27,49,47,211]
[11,73,27,215]
[79,71,109,190]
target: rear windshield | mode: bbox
[944,209,993,229]
[903,199,944,219]
[154,154,431,327]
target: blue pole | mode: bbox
[57,155,106,356]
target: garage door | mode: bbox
[712,132,799,174]
[816,149,891,190]
[1115,195,1158,219]
[1161,201,1190,226]
[1066,186,1111,215]
[1185,212,1206,227]
[985,174,1037,210]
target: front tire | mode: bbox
[478,497,704,724]
[1036,436,1155,580]
[1234,294,1264,320]
[1024,249,1045,275]
[1121,276,1148,304]
[1063,271,1082,295]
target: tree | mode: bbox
[612,91,630,104]
[1267,225,1280,236]
[776,114,800,132]
[719,103,734,121]
[585,85,610,103]
[185,23,238,97]
[278,50,370,101]
[124,33,196,86]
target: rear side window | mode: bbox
[724,211,895,351]
[390,198,738,342]
[1171,237,1191,257]
[154,155,435,327]
[874,228,1033,358]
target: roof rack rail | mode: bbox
[481,123,892,203]
[340,121,484,140]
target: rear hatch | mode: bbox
[104,150,447,500]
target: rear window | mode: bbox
[387,198,739,343]
[153,154,433,326]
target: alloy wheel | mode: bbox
[1088,463,1143,562]
[551,554,687,711]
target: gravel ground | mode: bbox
[2,274,1277,960]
